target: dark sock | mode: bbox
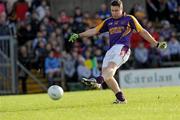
[115,92,125,101]
[96,76,104,84]
[101,82,108,89]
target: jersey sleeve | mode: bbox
[128,15,143,32]
[95,19,108,33]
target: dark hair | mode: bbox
[111,0,122,7]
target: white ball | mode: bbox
[48,85,64,100]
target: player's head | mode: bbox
[110,0,123,19]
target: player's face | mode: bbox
[111,6,123,19]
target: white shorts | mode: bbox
[102,44,131,68]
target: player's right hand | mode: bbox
[69,33,80,42]
[157,41,167,49]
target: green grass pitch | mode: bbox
[0,86,180,120]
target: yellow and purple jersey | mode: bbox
[95,15,143,47]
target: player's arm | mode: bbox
[68,28,97,42]
[79,28,98,37]
[129,15,167,49]
[139,29,158,47]
[69,19,108,42]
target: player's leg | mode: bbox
[101,62,119,93]
[101,62,126,103]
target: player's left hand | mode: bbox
[69,33,80,42]
[157,42,167,49]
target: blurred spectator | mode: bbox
[168,32,180,61]
[146,0,159,21]
[172,6,180,32]
[160,20,174,41]
[45,50,61,86]
[94,47,104,67]
[167,0,178,13]
[148,44,160,68]
[77,56,91,80]
[57,10,70,24]
[74,7,83,24]
[30,11,39,33]
[11,0,29,22]
[55,27,64,51]
[32,32,47,49]
[41,17,54,34]
[0,12,10,36]
[31,0,41,10]
[84,48,93,70]
[63,53,77,82]
[130,3,146,21]
[134,42,149,68]
[158,0,169,21]
[98,3,111,20]
[36,0,49,21]
[17,23,35,46]
[34,41,47,70]
[73,7,87,33]
[18,46,31,94]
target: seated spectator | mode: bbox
[34,41,47,70]
[63,52,77,82]
[77,56,91,80]
[45,50,61,86]
[33,32,47,49]
[160,20,174,41]
[168,32,180,61]
[134,42,149,68]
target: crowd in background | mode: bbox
[0,0,180,92]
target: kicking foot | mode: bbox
[82,78,101,89]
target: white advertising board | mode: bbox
[119,67,180,88]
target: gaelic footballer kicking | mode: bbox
[69,0,167,104]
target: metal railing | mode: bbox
[0,36,47,95]
[0,36,17,94]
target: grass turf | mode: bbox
[0,86,180,120]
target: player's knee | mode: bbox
[102,68,115,80]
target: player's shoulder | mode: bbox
[125,14,137,20]
[103,17,113,22]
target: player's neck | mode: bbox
[112,15,123,20]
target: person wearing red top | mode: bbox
[13,0,29,21]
